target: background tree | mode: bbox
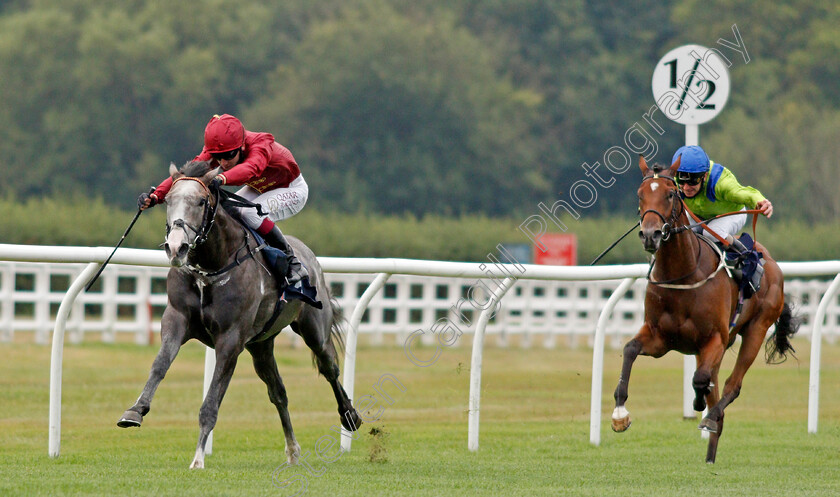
[0,0,837,225]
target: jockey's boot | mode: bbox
[722,235,747,282]
[262,225,310,288]
[730,238,749,255]
[725,235,749,256]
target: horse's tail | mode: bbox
[765,298,802,364]
[329,295,346,355]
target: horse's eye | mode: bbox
[198,198,207,206]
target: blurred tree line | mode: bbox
[1,0,839,223]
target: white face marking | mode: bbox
[650,183,660,192]
[165,180,206,250]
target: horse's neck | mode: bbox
[652,215,701,281]
[189,211,243,271]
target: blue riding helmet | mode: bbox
[673,145,711,173]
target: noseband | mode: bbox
[639,174,684,242]
[166,177,219,250]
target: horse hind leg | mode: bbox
[698,366,723,464]
[700,318,770,463]
[293,317,362,432]
[246,340,301,465]
[692,333,725,415]
[315,342,363,431]
[190,335,242,469]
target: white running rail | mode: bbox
[0,244,837,457]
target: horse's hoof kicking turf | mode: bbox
[117,410,143,428]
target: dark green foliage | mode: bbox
[0,0,838,229]
[3,196,837,263]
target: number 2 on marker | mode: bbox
[663,58,716,110]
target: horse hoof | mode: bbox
[698,418,718,433]
[611,416,632,432]
[286,443,301,465]
[341,409,363,432]
[693,398,707,412]
[117,410,143,428]
[189,459,205,470]
[611,406,631,432]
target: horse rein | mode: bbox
[166,176,269,278]
[639,173,711,287]
[639,172,768,289]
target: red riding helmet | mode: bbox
[204,114,245,153]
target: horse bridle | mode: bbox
[165,177,219,250]
[638,173,686,243]
[640,172,719,287]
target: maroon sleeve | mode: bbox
[152,176,174,201]
[217,134,274,186]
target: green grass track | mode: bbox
[1,336,838,496]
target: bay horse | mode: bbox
[610,154,799,463]
[117,160,362,469]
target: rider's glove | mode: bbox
[138,191,158,210]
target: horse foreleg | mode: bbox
[118,310,189,428]
[611,325,657,433]
[700,319,769,463]
[190,335,242,470]
[246,340,301,465]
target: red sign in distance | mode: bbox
[533,233,577,266]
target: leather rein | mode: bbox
[639,173,714,288]
[640,173,766,289]
[166,177,267,278]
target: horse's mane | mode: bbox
[179,160,214,178]
[650,163,671,175]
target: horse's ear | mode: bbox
[669,154,681,175]
[200,166,222,185]
[169,162,182,179]
[639,154,650,176]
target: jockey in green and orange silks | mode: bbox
[674,145,773,252]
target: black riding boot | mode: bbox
[262,225,310,287]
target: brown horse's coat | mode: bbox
[612,155,797,463]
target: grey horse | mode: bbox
[117,160,361,469]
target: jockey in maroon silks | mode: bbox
[139,114,311,291]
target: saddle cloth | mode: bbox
[247,227,321,308]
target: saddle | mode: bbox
[716,233,764,299]
[216,200,321,314]
[246,226,321,308]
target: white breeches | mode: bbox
[232,175,309,229]
[690,207,747,240]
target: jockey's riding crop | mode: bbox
[589,220,641,266]
[85,187,155,292]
